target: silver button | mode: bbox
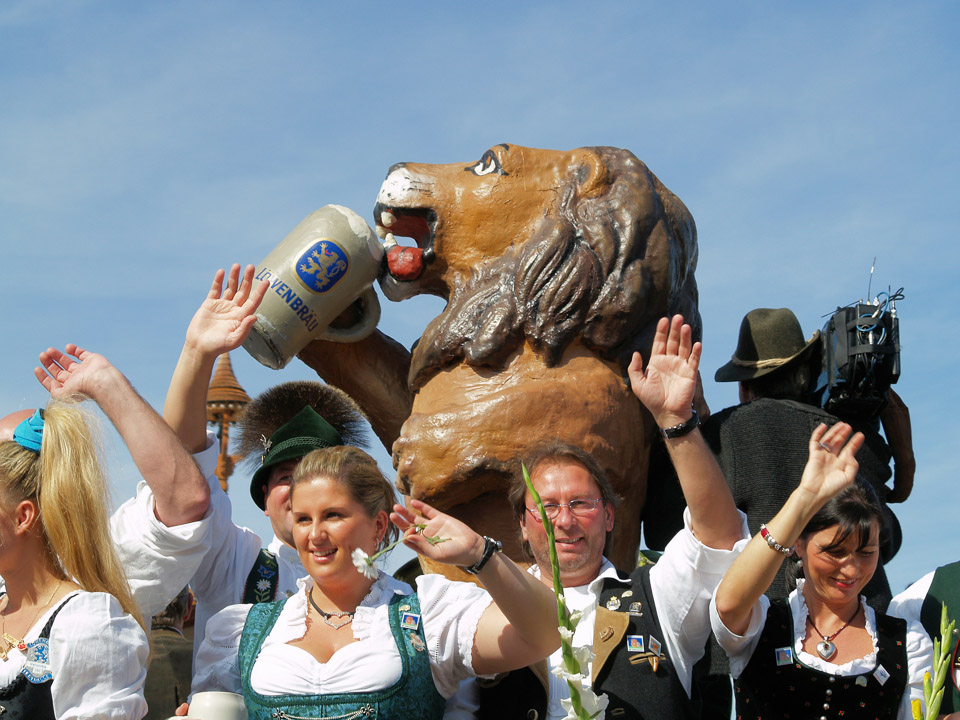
[825,689,833,696]
[828,676,836,683]
[823,703,830,710]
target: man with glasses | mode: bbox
[476,315,749,719]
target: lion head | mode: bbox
[374,144,700,391]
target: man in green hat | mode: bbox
[157,264,369,658]
[713,307,822,403]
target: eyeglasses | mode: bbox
[525,498,603,522]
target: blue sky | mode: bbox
[1,1,957,587]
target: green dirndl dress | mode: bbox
[237,592,447,720]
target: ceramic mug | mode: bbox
[168,691,248,720]
[243,204,384,369]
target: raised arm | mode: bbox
[392,499,561,676]
[713,423,864,635]
[881,388,915,503]
[35,344,209,526]
[628,314,741,550]
[163,264,267,452]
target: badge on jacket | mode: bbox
[20,638,53,684]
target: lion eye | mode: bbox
[464,150,506,177]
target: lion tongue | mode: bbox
[386,245,424,281]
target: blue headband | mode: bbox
[12,409,44,454]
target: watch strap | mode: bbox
[462,536,502,575]
[659,409,700,440]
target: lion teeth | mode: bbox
[376,225,388,240]
[380,210,396,228]
[382,232,398,249]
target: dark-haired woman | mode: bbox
[711,423,932,720]
[191,445,560,719]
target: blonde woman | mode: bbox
[191,445,560,719]
[0,344,201,719]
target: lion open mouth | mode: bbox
[373,203,436,282]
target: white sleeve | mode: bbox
[899,618,935,720]
[188,433,264,647]
[110,434,219,619]
[649,508,751,692]
[417,575,494,698]
[191,604,252,696]
[49,592,149,720]
[110,482,212,620]
[709,588,770,679]
[887,571,934,624]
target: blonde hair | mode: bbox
[0,399,146,633]
[291,445,399,550]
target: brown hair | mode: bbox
[0,400,146,633]
[508,443,620,559]
[291,445,399,551]
[786,482,885,588]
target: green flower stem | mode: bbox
[523,463,589,719]
[922,602,955,720]
[368,525,447,565]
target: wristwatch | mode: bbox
[462,536,503,575]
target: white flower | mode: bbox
[550,664,584,683]
[351,548,378,580]
[560,688,608,720]
[255,579,271,592]
[559,626,574,643]
[572,644,595,668]
[569,610,583,627]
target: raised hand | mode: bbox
[627,315,700,427]
[798,422,864,506]
[184,264,268,358]
[35,344,119,400]
[390,498,486,568]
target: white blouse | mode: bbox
[710,579,934,720]
[193,572,492,700]
[0,590,149,719]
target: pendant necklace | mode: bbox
[308,588,356,630]
[0,580,63,661]
[808,603,860,661]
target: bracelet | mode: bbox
[759,524,794,557]
[659,410,699,440]
[462,536,502,575]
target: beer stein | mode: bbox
[244,205,383,369]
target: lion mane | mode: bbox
[409,146,700,391]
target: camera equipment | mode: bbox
[816,288,903,422]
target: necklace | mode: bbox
[0,580,63,662]
[808,603,861,660]
[308,588,355,630]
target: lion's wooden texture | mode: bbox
[394,341,654,579]
[299,144,698,580]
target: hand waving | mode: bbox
[391,499,485,567]
[184,264,268,357]
[798,422,864,506]
[627,315,700,427]
[35,344,117,400]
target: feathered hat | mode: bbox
[237,381,368,509]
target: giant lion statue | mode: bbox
[299,144,699,579]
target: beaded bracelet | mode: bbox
[759,524,794,557]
